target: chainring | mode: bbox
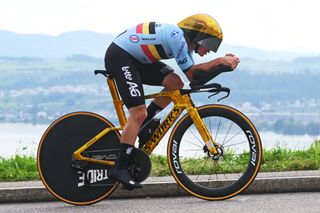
[129,148,152,183]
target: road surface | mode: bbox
[0,192,319,213]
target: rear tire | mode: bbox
[167,104,262,200]
[37,112,121,205]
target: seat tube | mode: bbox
[107,77,127,127]
[186,106,218,155]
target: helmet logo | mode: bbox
[129,35,140,43]
[191,20,206,26]
[183,22,206,30]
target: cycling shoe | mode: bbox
[108,170,142,191]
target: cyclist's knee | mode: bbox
[129,105,147,126]
[173,78,184,90]
[163,73,184,90]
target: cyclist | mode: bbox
[105,13,240,190]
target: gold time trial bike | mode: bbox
[37,65,262,205]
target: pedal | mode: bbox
[138,118,160,148]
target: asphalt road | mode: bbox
[0,192,319,213]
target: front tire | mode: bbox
[167,104,262,200]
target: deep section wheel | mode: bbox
[168,104,262,200]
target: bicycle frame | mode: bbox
[73,76,218,166]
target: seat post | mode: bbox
[106,77,127,127]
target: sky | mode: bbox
[1,0,320,53]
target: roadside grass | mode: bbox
[0,140,319,181]
[0,155,38,181]
[261,140,320,172]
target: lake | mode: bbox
[0,123,319,158]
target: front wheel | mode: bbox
[167,104,262,200]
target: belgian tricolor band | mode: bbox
[136,22,168,62]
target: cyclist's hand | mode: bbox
[218,54,240,70]
[225,53,240,62]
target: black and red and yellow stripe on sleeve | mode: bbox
[136,22,168,62]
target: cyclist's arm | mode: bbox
[185,55,240,81]
[167,27,240,81]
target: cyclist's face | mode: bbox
[196,45,210,57]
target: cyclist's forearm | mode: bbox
[185,59,221,81]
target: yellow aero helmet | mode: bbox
[178,14,223,52]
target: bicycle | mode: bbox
[37,65,262,205]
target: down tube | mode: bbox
[143,105,185,154]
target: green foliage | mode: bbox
[0,155,38,181]
[1,57,320,135]
[261,140,320,171]
[150,154,171,176]
[149,140,320,176]
[272,118,320,135]
[0,141,320,181]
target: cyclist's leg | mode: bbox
[105,43,147,189]
[108,105,147,190]
[105,43,146,108]
[121,105,147,145]
[156,71,185,106]
[138,62,184,123]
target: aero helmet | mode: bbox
[178,14,223,52]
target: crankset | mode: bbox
[128,148,152,182]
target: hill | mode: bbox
[0,30,115,58]
[0,56,319,135]
[0,29,320,134]
[1,29,316,60]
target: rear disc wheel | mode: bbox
[37,112,121,205]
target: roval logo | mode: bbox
[172,139,182,174]
[246,130,257,166]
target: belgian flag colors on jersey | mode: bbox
[113,22,194,72]
[135,22,168,62]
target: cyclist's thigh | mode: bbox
[138,61,174,86]
[105,43,145,109]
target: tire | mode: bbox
[37,112,121,205]
[167,104,262,200]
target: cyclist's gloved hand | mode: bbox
[222,54,241,70]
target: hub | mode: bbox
[203,143,224,161]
